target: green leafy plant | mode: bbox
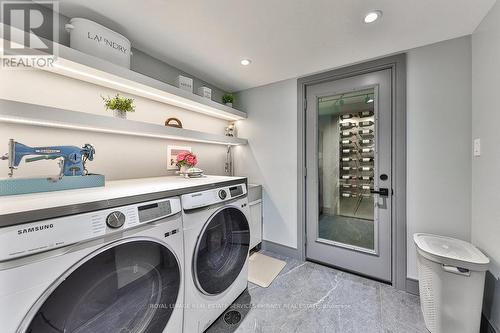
[222,93,234,104]
[102,94,135,112]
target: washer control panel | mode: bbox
[182,183,247,210]
[0,197,181,262]
[218,189,227,200]
[106,211,126,229]
[138,200,171,223]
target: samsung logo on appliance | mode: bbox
[18,224,54,235]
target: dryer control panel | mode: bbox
[0,197,181,262]
[182,183,247,210]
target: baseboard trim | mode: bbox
[481,315,499,333]
[261,240,302,259]
[406,277,419,295]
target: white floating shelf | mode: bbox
[0,99,248,146]
[0,24,246,121]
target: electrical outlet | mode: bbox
[473,138,481,157]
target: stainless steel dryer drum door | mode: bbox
[194,207,250,295]
[21,239,181,333]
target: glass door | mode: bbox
[306,69,392,282]
[318,88,377,251]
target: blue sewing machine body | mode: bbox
[12,142,95,176]
[0,139,103,196]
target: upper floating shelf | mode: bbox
[0,24,246,121]
[0,99,248,146]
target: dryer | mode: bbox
[0,196,184,333]
[181,180,250,333]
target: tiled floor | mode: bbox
[208,251,427,333]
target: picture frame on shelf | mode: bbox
[167,145,192,170]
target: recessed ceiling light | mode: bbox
[364,10,382,24]
[240,59,252,66]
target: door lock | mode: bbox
[370,188,389,196]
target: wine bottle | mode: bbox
[359,121,374,127]
[359,129,374,135]
[340,122,357,129]
[361,148,374,153]
[341,114,354,120]
[361,157,373,162]
[359,166,373,171]
[361,139,373,145]
[341,131,354,137]
[359,111,374,118]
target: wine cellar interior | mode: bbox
[318,88,376,250]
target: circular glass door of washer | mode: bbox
[24,240,181,333]
[194,207,250,295]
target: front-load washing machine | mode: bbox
[181,180,250,333]
[0,196,184,333]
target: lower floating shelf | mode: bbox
[0,99,248,146]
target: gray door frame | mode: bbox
[297,54,407,291]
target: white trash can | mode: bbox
[414,233,489,333]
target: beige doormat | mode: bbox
[248,252,286,288]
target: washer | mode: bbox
[181,180,250,333]
[0,196,184,333]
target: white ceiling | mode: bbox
[56,0,496,92]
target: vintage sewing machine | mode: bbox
[0,139,104,195]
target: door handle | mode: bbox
[370,188,389,196]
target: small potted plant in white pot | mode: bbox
[222,93,234,107]
[102,94,135,119]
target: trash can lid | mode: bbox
[413,233,489,271]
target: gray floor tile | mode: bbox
[206,252,427,333]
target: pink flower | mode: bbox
[185,154,197,166]
[176,151,189,162]
[176,151,197,167]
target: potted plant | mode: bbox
[176,151,198,175]
[222,93,234,107]
[102,94,135,119]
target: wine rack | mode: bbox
[338,110,375,216]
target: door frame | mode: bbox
[297,54,407,290]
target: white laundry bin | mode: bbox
[414,233,489,333]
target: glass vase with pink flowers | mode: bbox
[176,151,198,176]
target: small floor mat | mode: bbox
[248,252,286,288]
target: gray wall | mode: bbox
[234,36,473,282]
[234,79,298,249]
[472,1,500,331]
[131,49,227,104]
[406,36,472,279]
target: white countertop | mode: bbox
[0,175,245,216]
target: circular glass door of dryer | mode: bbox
[22,240,181,333]
[194,207,250,295]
